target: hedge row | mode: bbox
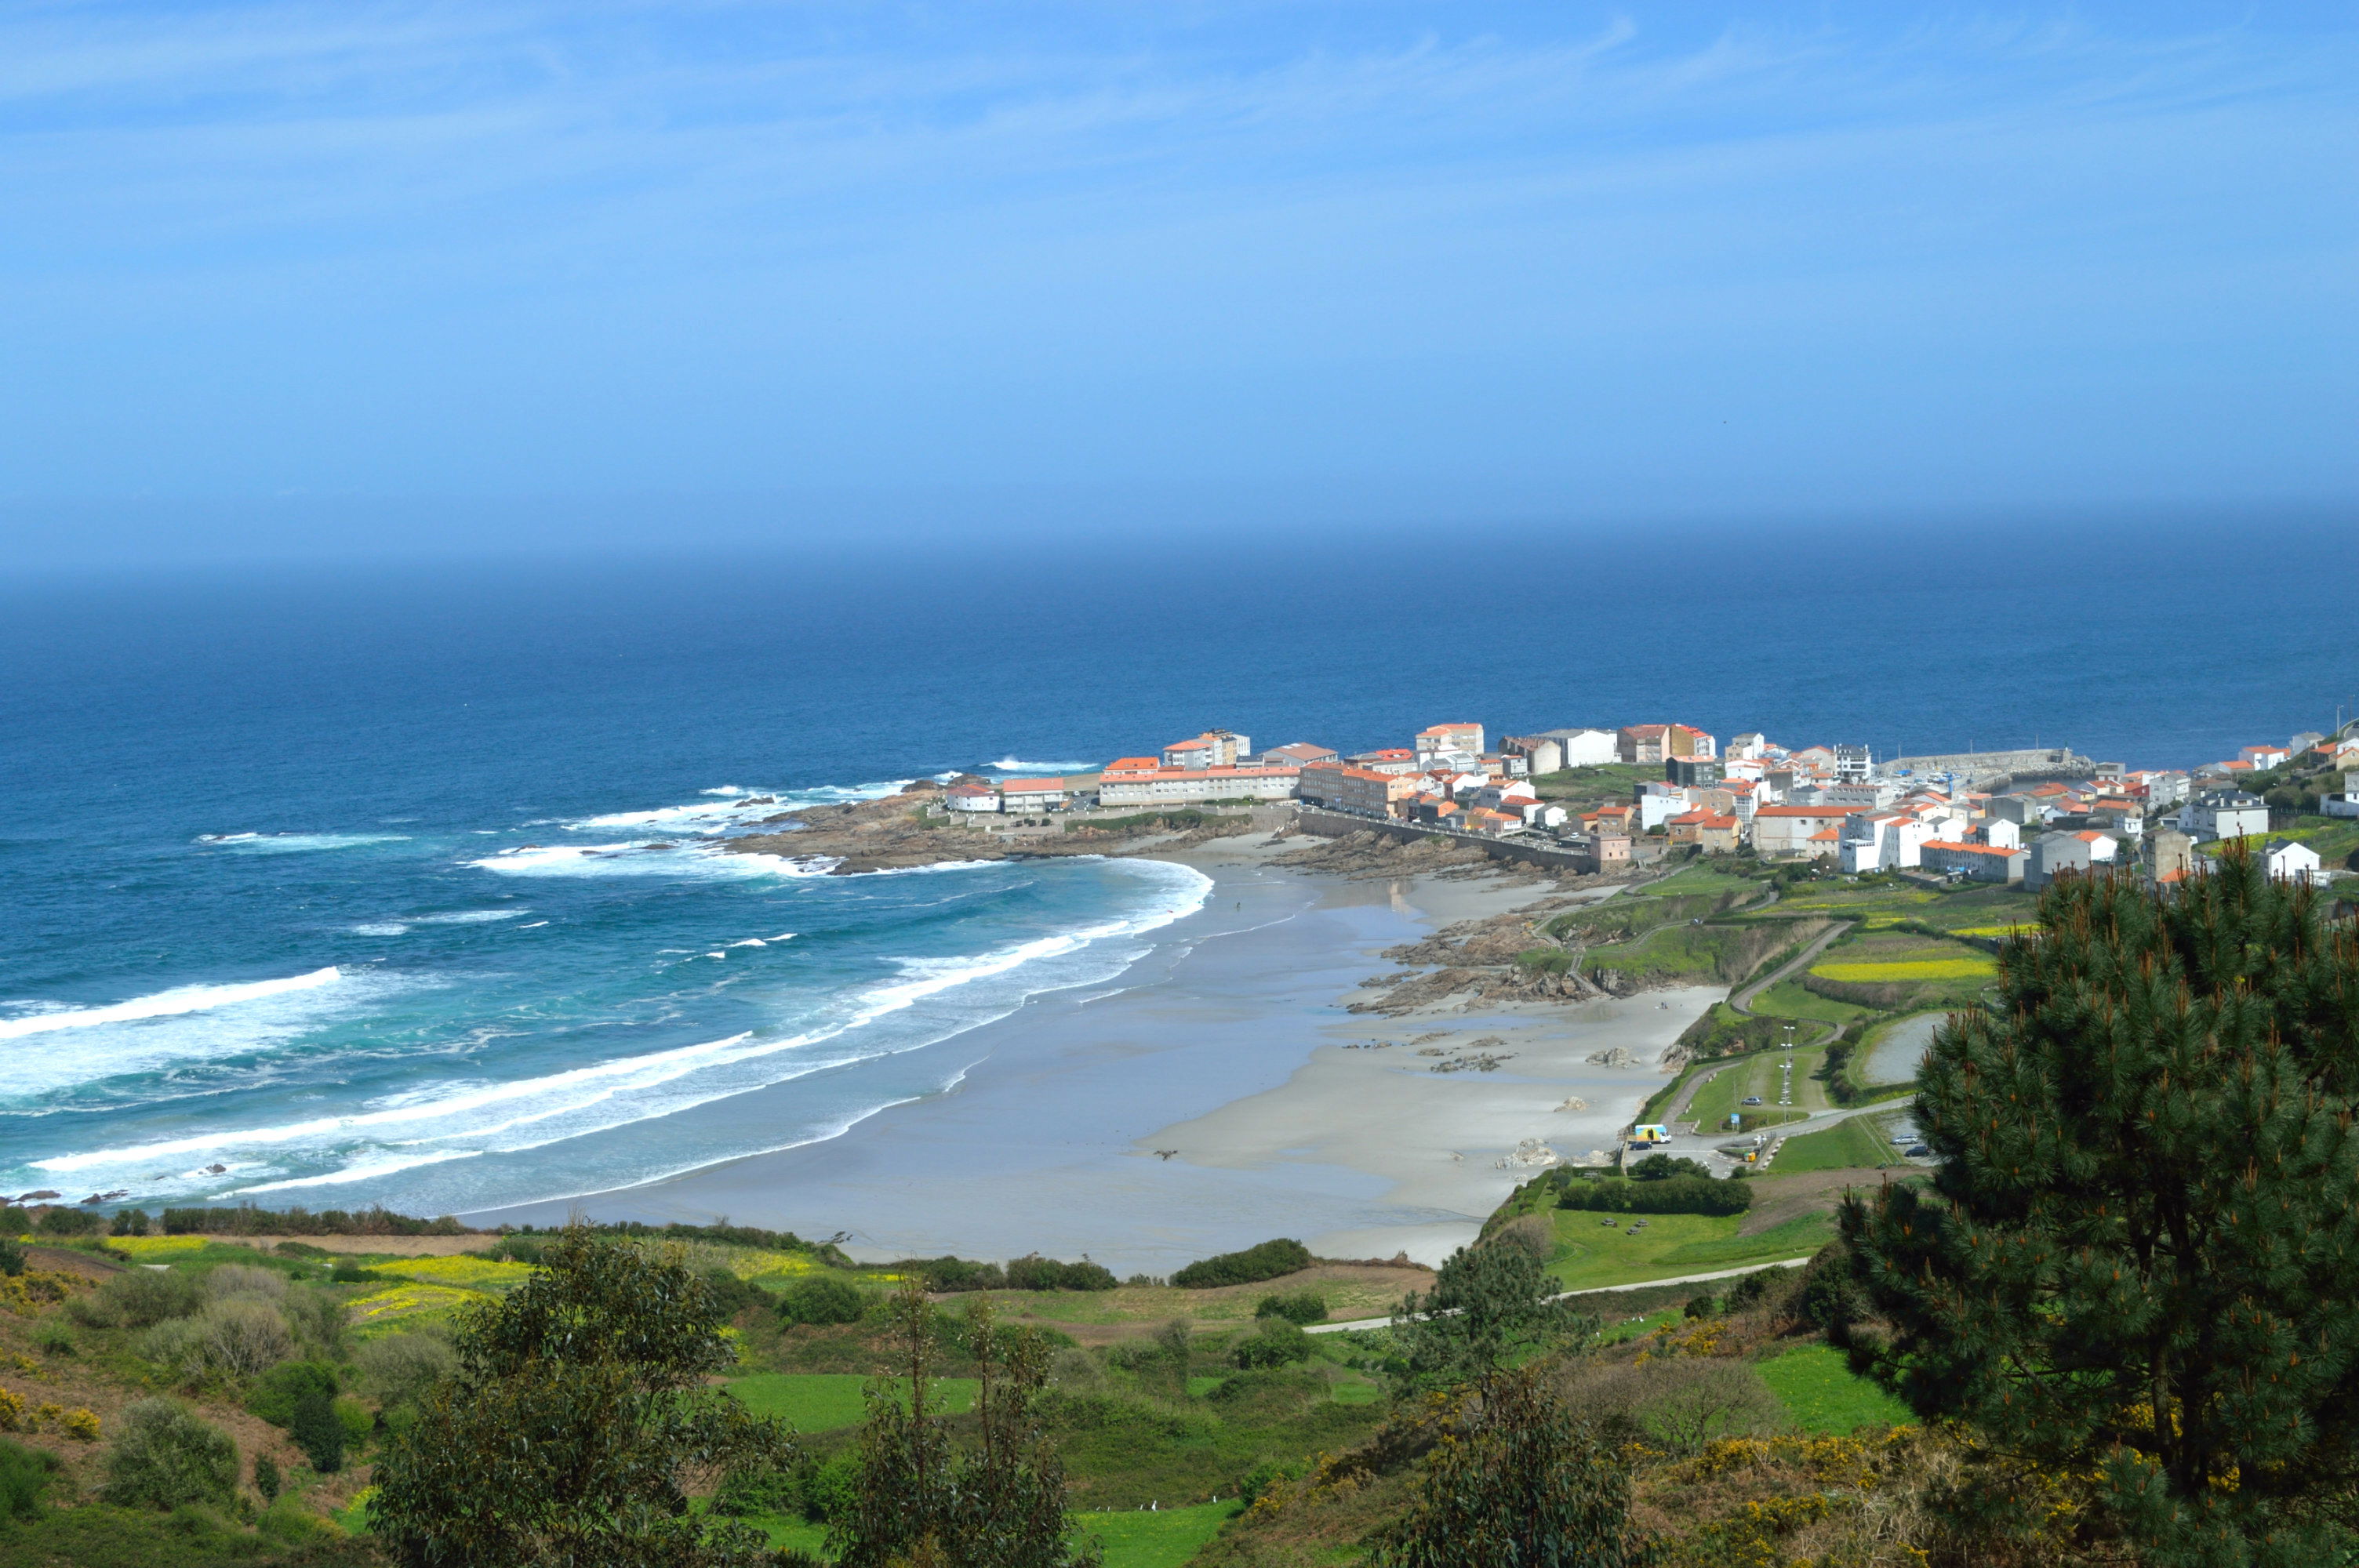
[160,1205,465,1237]
[1171,1238,1313,1290]
[889,1254,1118,1293]
[1557,1175,1753,1218]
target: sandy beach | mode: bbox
[482,833,1714,1271]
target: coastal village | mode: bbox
[937,719,2359,889]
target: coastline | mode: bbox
[478,833,1711,1270]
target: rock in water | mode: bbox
[1554,1097,1590,1112]
[1583,1046,1637,1068]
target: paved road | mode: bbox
[1305,1256,1816,1334]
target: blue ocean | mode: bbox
[3,517,2354,1219]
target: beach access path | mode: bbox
[1306,1256,1815,1334]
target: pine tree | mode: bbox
[1842,851,2359,1562]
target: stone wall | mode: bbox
[1295,808,1596,873]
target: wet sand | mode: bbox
[481,836,1713,1272]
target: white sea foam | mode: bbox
[351,924,410,937]
[0,969,343,1042]
[571,779,912,836]
[415,909,529,925]
[988,758,1095,773]
[196,833,410,854]
[38,859,1215,1200]
[467,843,829,880]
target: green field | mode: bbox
[1746,978,1869,1025]
[727,1372,980,1433]
[746,1501,1239,1566]
[1530,762,1664,804]
[1772,1115,1914,1174]
[1756,1344,1914,1434]
[1546,1210,1835,1291]
[1684,1047,1829,1132]
[1637,866,1767,900]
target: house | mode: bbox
[1582,833,1633,873]
[2241,745,2290,770]
[1099,758,1299,808]
[2026,830,2117,890]
[2147,827,2197,887]
[2324,773,2359,819]
[1501,735,1564,775]
[946,782,1001,813]
[1474,781,1538,811]
[2262,838,2323,884]
[2181,789,2268,843]
[1161,731,1249,770]
[1920,840,2026,884]
[1261,742,1339,767]
[1750,805,1856,858]
[1666,757,1724,789]
[1465,807,1525,836]
[1415,723,1485,760]
[1637,784,1696,833]
[1533,728,1620,768]
[1834,745,1874,782]
[1667,811,1740,853]
[1725,732,1770,762]
[998,777,1070,811]
[1619,725,1671,764]
[1583,804,1637,836]
[1975,818,2022,850]
[1347,748,1423,776]
[1840,811,1937,873]
[1299,762,1419,817]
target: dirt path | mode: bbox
[1725,918,1855,1045]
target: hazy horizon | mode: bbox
[2,2,2353,568]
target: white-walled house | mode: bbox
[1976,818,2023,850]
[2181,789,2269,843]
[2262,839,2323,884]
[1839,812,1936,873]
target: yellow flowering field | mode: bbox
[1813,956,1995,982]
[106,1235,209,1259]
[373,1254,536,1292]
[347,1282,487,1328]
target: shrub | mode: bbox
[138,1318,211,1381]
[0,1438,59,1522]
[1002,1254,1119,1292]
[110,1209,151,1237]
[889,1254,1005,1292]
[100,1399,239,1510]
[700,1266,768,1319]
[1253,1289,1329,1326]
[1232,1319,1314,1369]
[1564,1356,1789,1456]
[777,1275,869,1327]
[1684,1293,1719,1319]
[1724,1269,1774,1311]
[1171,1237,1313,1289]
[0,1238,21,1278]
[0,1392,22,1432]
[203,1263,288,1303]
[36,1207,100,1238]
[61,1408,100,1442]
[200,1298,294,1377]
[354,1330,456,1408]
[1558,1175,1751,1218]
[247,1361,339,1428]
[35,1325,72,1357]
[253,1453,282,1503]
[99,1265,202,1329]
[290,1388,345,1474]
[1627,1153,1714,1182]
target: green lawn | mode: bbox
[727,1372,980,1433]
[1772,1116,1913,1174]
[1547,1210,1834,1291]
[1747,978,1869,1026]
[1637,866,1766,900]
[745,1501,1239,1566]
[1685,1047,1829,1133]
[1756,1344,1914,1434]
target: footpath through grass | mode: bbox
[1773,1114,1914,1175]
[1546,1210,1834,1291]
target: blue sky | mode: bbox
[1,2,2352,560]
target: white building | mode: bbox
[2181,789,2268,843]
[1637,784,1696,833]
[1099,757,1299,807]
[1538,728,1619,768]
[1839,811,1936,873]
[2026,830,2117,890]
[1415,723,1485,761]
[2262,839,2323,884]
[1976,818,2022,850]
[1161,731,1249,769]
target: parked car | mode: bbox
[1741,1096,1763,1106]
